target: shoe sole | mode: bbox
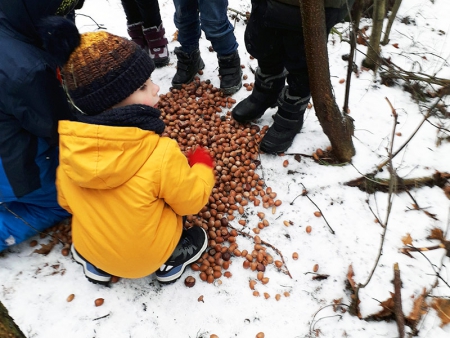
[221,79,243,95]
[154,57,170,68]
[156,228,208,284]
[71,245,111,284]
[259,131,300,154]
[171,59,205,89]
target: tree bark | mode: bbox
[0,300,26,338]
[393,263,405,338]
[300,0,355,162]
[343,0,364,114]
[381,0,402,45]
[362,0,386,71]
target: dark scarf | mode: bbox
[76,104,165,135]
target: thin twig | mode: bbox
[309,303,349,335]
[227,223,292,279]
[355,101,399,307]
[297,183,335,234]
[76,13,106,30]
[92,313,110,321]
[227,7,249,20]
[2,204,65,245]
[377,102,434,171]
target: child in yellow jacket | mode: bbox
[57,31,215,285]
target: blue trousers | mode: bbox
[173,0,238,56]
[0,145,70,252]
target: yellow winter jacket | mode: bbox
[56,120,215,278]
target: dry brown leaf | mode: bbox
[428,228,445,241]
[406,289,428,324]
[402,233,413,246]
[445,241,450,258]
[312,274,329,281]
[444,185,450,199]
[400,248,415,259]
[332,298,346,313]
[347,264,356,290]
[424,210,438,220]
[431,298,450,327]
[33,241,56,255]
[373,292,396,319]
[172,30,178,42]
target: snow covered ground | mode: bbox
[1,0,450,337]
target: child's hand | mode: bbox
[186,146,214,168]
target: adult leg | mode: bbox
[232,0,286,122]
[259,5,355,153]
[172,0,204,87]
[121,0,147,50]
[198,0,241,94]
[136,0,170,67]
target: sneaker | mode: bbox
[156,226,207,284]
[71,245,111,286]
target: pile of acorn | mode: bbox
[159,78,288,295]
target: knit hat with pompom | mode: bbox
[62,31,155,115]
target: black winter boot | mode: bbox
[127,22,147,51]
[259,87,311,154]
[218,51,242,95]
[143,24,170,68]
[232,68,287,123]
[172,47,205,88]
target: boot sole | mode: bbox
[232,103,278,123]
[71,245,111,285]
[259,130,301,154]
[221,79,243,95]
[154,57,170,68]
[171,59,205,89]
[156,228,208,284]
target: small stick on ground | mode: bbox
[290,184,335,234]
[393,263,405,338]
[227,223,293,279]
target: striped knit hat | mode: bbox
[62,31,155,115]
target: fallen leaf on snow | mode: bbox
[372,293,396,319]
[401,233,413,246]
[405,288,428,325]
[347,264,356,290]
[428,228,445,241]
[431,298,450,327]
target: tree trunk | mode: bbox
[381,0,402,45]
[362,0,386,71]
[0,300,26,338]
[343,0,364,114]
[299,0,355,162]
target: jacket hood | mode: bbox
[58,121,158,190]
[0,0,80,65]
[0,0,65,39]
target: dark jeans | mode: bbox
[245,0,354,97]
[121,0,162,28]
[173,0,238,56]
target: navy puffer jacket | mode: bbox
[0,0,79,200]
